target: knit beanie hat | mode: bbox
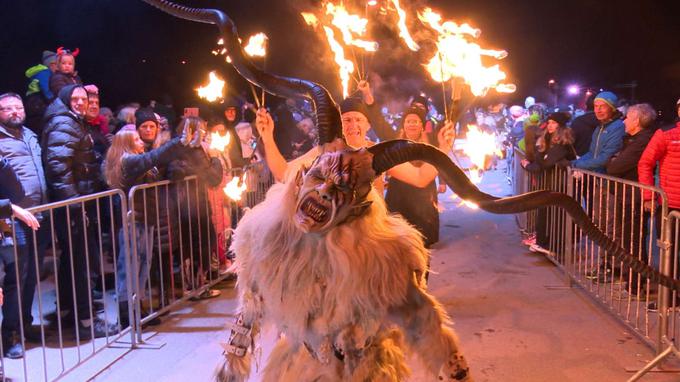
[547,112,570,127]
[594,91,618,111]
[42,50,57,66]
[135,107,158,128]
[411,95,429,109]
[340,97,369,119]
[402,106,427,127]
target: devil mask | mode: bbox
[294,148,375,233]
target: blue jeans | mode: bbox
[116,223,152,303]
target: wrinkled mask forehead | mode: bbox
[294,149,375,232]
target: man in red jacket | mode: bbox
[638,110,680,310]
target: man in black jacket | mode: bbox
[42,85,117,338]
[596,103,657,284]
[0,93,48,357]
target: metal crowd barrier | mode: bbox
[126,162,274,343]
[0,160,274,381]
[511,147,680,378]
[0,190,133,382]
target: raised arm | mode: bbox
[255,108,289,182]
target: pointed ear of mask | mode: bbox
[295,166,308,188]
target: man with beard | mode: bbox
[43,85,118,338]
[0,93,47,358]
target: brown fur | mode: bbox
[215,164,472,381]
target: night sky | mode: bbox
[2,0,679,121]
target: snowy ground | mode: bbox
[25,166,680,382]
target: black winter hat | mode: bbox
[57,84,85,110]
[339,97,369,119]
[402,106,427,127]
[547,111,570,127]
[135,107,158,128]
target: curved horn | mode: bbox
[140,0,343,145]
[368,140,680,291]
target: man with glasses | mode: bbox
[0,93,47,358]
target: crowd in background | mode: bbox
[2,47,680,367]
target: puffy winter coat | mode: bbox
[638,123,680,208]
[0,124,47,208]
[572,114,625,173]
[0,157,24,219]
[42,96,103,201]
[606,128,655,184]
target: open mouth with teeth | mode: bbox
[295,194,332,230]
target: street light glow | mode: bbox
[567,85,579,95]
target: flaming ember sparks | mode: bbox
[418,7,514,97]
[461,125,503,184]
[196,71,225,102]
[326,3,378,52]
[224,174,248,201]
[390,0,419,51]
[323,26,355,98]
[244,33,268,57]
[209,131,231,152]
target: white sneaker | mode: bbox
[529,244,551,255]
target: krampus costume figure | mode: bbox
[142,2,680,381]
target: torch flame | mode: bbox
[419,7,515,97]
[196,71,225,102]
[326,3,378,52]
[224,173,248,201]
[244,33,268,57]
[390,0,419,51]
[461,125,503,184]
[302,12,319,27]
[209,131,231,152]
[323,26,355,98]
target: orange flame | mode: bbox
[209,131,231,152]
[301,12,319,27]
[419,7,515,97]
[196,71,225,102]
[224,173,248,201]
[322,26,355,98]
[326,3,378,52]
[390,0,419,51]
[244,33,268,57]
[460,125,503,184]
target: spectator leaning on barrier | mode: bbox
[43,84,117,338]
[0,93,48,358]
[520,112,575,254]
[638,103,680,308]
[571,91,625,173]
[585,103,658,285]
[104,129,195,327]
[167,116,224,300]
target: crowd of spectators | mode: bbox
[511,88,680,306]
[0,49,270,361]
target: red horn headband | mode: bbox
[56,46,80,57]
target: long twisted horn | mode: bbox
[140,0,343,145]
[368,140,680,291]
